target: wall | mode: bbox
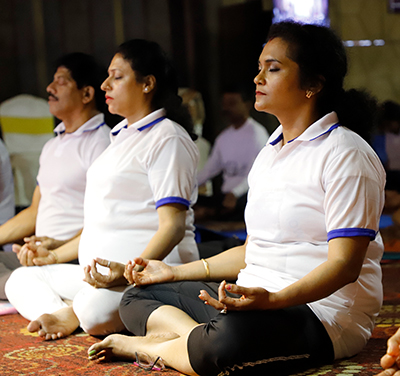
[1,0,398,134]
[331,0,400,103]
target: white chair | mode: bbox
[0,94,54,208]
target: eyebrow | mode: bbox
[261,58,282,64]
[108,68,122,74]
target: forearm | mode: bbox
[0,207,36,245]
[270,259,357,310]
[174,243,247,282]
[140,224,185,261]
[51,235,80,263]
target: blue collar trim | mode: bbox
[309,123,340,141]
[83,121,106,133]
[54,121,106,136]
[138,116,166,132]
[111,116,166,136]
[270,133,283,145]
[269,123,341,145]
[111,123,128,136]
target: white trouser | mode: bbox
[5,264,128,335]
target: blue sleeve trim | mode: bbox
[327,228,377,241]
[155,196,190,209]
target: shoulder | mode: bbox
[152,118,193,142]
[324,126,385,185]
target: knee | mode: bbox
[188,319,243,372]
[5,267,31,300]
[73,287,122,336]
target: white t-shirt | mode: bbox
[236,112,385,360]
[35,114,110,240]
[79,109,199,268]
[0,139,14,226]
[197,118,269,197]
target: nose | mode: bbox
[101,77,110,92]
[46,81,55,94]
[254,70,266,85]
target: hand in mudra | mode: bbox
[124,257,175,286]
[83,258,127,288]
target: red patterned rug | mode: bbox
[0,260,399,376]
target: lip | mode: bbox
[105,95,113,104]
[255,91,266,96]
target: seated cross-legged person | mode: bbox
[0,52,110,299]
[87,22,385,376]
[5,39,199,340]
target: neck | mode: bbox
[231,117,248,129]
[278,107,320,145]
[126,104,154,126]
[62,107,100,133]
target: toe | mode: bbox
[27,320,40,333]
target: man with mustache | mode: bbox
[0,53,110,299]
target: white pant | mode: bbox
[5,264,128,335]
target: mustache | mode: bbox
[47,92,58,101]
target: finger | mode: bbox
[388,335,400,356]
[19,247,29,266]
[381,354,396,369]
[83,266,97,287]
[132,257,148,269]
[90,261,109,283]
[12,244,22,255]
[218,280,227,300]
[377,368,398,376]
[33,256,52,266]
[124,262,134,284]
[94,258,112,268]
[199,290,225,310]
[27,250,37,267]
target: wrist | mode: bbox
[49,250,59,264]
[172,265,183,282]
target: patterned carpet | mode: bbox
[0,260,399,376]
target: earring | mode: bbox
[144,87,149,92]
[306,90,313,99]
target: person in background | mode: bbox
[372,101,400,250]
[6,39,199,341]
[377,327,400,376]
[0,53,110,299]
[195,85,269,222]
[178,88,212,197]
[0,133,15,247]
[87,21,385,376]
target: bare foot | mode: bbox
[27,306,80,340]
[88,332,179,362]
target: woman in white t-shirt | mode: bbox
[88,22,385,376]
[7,40,199,340]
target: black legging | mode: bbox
[119,282,334,376]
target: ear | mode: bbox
[309,75,325,96]
[143,75,156,94]
[82,86,95,105]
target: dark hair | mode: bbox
[222,84,254,103]
[267,21,377,142]
[54,52,107,113]
[116,39,195,140]
[379,100,400,123]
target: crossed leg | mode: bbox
[88,305,200,375]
